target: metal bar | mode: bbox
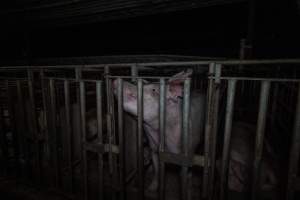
[131,64,138,82]
[105,66,115,200]
[159,78,166,200]
[181,78,191,200]
[49,79,59,187]
[5,80,20,176]
[80,81,88,200]
[16,80,26,178]
[64,80,73,193]
[39,70,50,185]
[117,78,125,200]
[1,59,300,70]
[209,64,222,200]
[27,70,41,184]
[107,76,300,83]
[202,63,215,198]
[220,79,237,200]
[96,81,104,200]
[211,77,300,82]
[137,79,144,200]
[0,94,8,176]
[251,81,271,200]
[286,83,300,200]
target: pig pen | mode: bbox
[0,58,300,200]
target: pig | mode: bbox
[113,70,206,191]
[225,122,277,192]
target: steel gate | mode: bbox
[0,59,299,200]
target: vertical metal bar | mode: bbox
[181,78,191,200]
[209,64,222,200]
[49,79,59,187]
[220,80,237,200]
[105,66,116,199]
[137,79,144,200]
[286,83,300,200]
[117,78,125,200]
[0,94,8,176]
[80,81,88,200]
[159,78,166,200]
[64,80,73,193]
[131,64,138,82]
[16,80,28,177]
[202,63,215,198]
[40,70,50,186]
[27,70,41,184]
[6,80,20,176]
[96,81,104,200]
[251,81,271,200]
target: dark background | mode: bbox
[0,0,299,61]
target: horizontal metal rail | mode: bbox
[0,59,300,70]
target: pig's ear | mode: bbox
[167,84,183,100]
[168,69,193,84]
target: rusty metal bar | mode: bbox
[181,78,191,200]
[117,78,125,200]
[64,80,73,193]
[159,78,166,200]
[49,79,59,187]
[80,81,88,200]
[202,63,215,198]
[96,80,104,200]
[137,78,144,200]
[286,83,300,200]
[251,81,271,200]
[220,79,237,200]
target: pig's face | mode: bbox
[112,70,192,127]
[113,78,190,126]
[117,81,161,124]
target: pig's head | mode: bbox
[112,69,192,125]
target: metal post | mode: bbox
[209,64,222,200]
[202,63,215,198]
[96,81,104,200]
[27,70,41,184]
[0,95,8,176]
[117,78,125,200]
[16,80,27,179]
[40,70,50,185]
[220,80,237,200]
[64,80,73,193]
[6,80,20,177]
[80,81,88,200]
[159,78,166,200]
[251,81,271,200]
[105,67,115,199]
[49,79,59,187]
[286,83,300,200]
[131,64,138,82]
[181,78,191,200]
[137,79,144,200]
